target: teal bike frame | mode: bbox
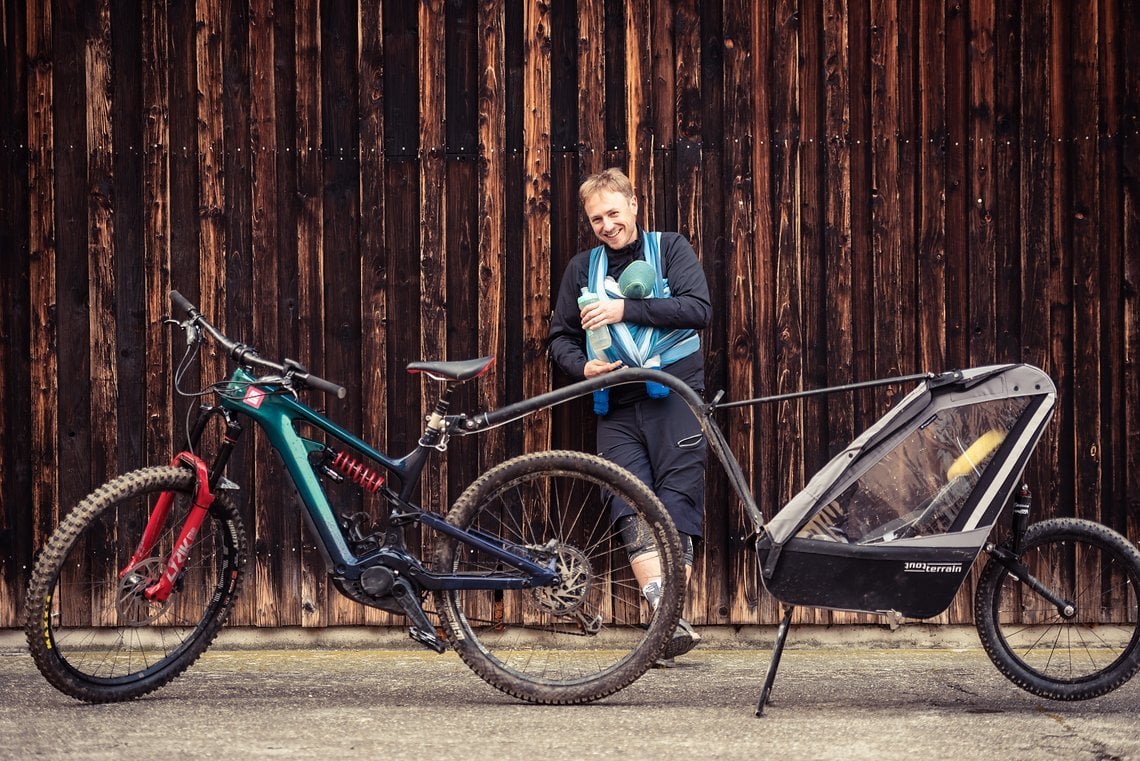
[184,367,558,594]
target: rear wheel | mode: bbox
[434,451,684,705]
[25,466,247,702]
[974,518,1140,700]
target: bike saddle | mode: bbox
[407,356,495,382]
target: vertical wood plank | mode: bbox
[27,0,58,567]
[1019,0,1054,505]
[651,0,675,224]
[895,1,918,371]
[359,0,393,625]
[444,0,481,502]
[195,0,227,395]
[87,0,118,485]
[575,0,605,176]
[54,0,92,515]
[111,0,145,473]
[847,0,874,428]
[967,0,997,369]
[943,0,968,366]
[576,0,605,247]
[797,0,826,483]
[1069,0,1102,524]
[870,0,910,393]
[419,0,447,533]
[624,0,652,223]
[1047,0,1075,524]
[142,0,172,464]
[917,0,946,373]
[248,0,285,627]
[772,0,812,626]
[724,0,758,624]
[824,0,854,453]
[1121,0,1140,545]
[295,0,326,627]
[993,2,1020,362]
[674,0,717,626]
[522,0,551,455]
[167,0,201,440]
[1096,0,1127,572]
[321,0,363,626]
[0,0,31,625]
[478,0,507,474]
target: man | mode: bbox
[548,168,711,663]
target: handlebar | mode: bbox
[169,290,347,400]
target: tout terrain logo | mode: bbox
[903,561,963,574]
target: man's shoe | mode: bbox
[661,617,701,660]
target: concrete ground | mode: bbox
[1,626,1138,761]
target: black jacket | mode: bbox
[548,229,711,405]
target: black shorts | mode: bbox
[596,391,707,537]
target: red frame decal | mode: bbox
[243,385,266,409]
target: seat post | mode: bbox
[756,605,795,717]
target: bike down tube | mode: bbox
[464,367,765,533]
[410,511,560,590]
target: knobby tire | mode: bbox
[974,518,1140,700]
[25,466,247,702]
[434,451,685,705]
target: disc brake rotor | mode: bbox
[531,543,594,615]
[116,557,173,626]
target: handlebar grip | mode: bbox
[170,290,197,316]
[303,373,348,400]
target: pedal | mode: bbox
[392,578,446,653]
[408,626,447,654]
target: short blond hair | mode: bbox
[579,168,635,206]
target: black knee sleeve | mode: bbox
[617,515,694,566]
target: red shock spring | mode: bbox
[329,450,385,493]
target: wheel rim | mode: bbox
[442,467,671,687]
[42,478,236,687]
[990,532,1140,684]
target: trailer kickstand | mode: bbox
[756,605,795,717]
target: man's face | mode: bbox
[584,189,639,250]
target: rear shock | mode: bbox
[315,447,386,493]
[1010,484,1031,555]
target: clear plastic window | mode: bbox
[797,397,1030,544]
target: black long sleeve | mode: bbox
[548,230,710,393]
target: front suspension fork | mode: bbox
[120,408,244,603]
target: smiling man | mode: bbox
[548,168,712,664]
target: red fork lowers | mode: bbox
[119,452,216,604]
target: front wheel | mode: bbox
[974,518,1140,700]
[434,451,684,705]
[24,466,247,702]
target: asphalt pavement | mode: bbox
[2,626,1138,761]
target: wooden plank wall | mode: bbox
[2,0,1138,629]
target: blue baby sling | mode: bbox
[585,232,701,415]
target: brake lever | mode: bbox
[163,316,200,348]
[253,373,299,399]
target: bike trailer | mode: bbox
[755,364,1056,618]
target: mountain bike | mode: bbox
[24,290,686,705]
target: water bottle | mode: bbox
[577,287,612,353]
